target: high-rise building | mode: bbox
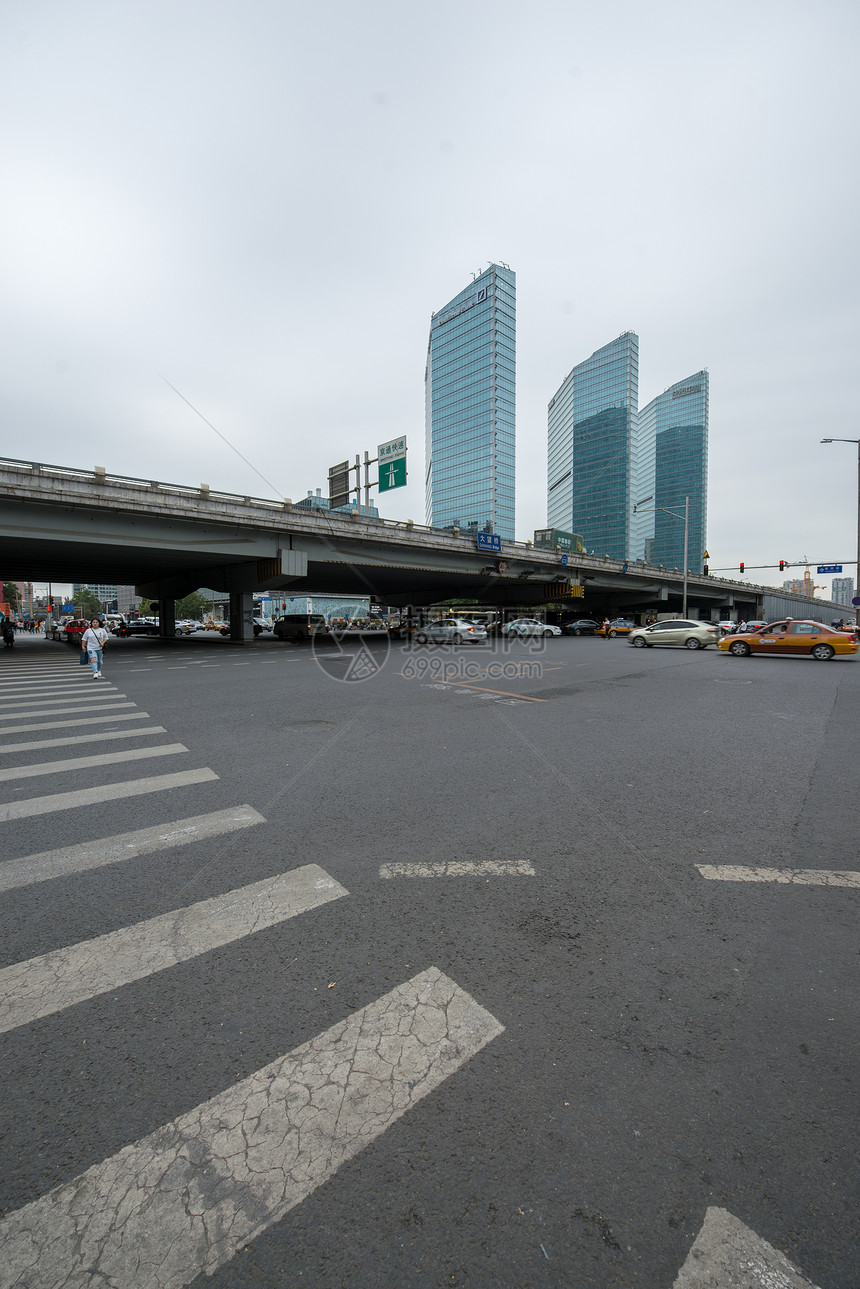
[831,576,854,605]
[547,332,638,560]
[631,372,709,570]
[425,264,515,539]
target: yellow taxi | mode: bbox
[594,618,637,638]
[718,620,858,661]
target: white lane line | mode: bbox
[0,743,188,783]
[0,767,218,822]
[0,693,127,712]
[380,860,536,878]
[0,726,166,754]
[0,805,266,893]
[0,701,136,722]
[698,864,860,888]
[0,864,347,1034]
[129,667,152,671]
[0,967,502,1288]
[0,711,148,736]
[673,1207,819,1288]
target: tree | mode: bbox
[76,589,103,619]
[176,591,213,619]
[3,583,21,611]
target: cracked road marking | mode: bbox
[674,1207,820,1288]
[697,864,860,888]
[0,863,346,1033]
[0,805,266,893]
[0,967,501,1289]
[0,767,219,823]
[380,860,536,878]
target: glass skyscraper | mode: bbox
[425,264,515,539]
[546,332,638,559]
[630,372,709,570]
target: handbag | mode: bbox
[80,646,89,665]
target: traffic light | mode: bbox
[739,562,744,573]
[703,563,709,576]
[779,560,785,571]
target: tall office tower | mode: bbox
[425,264,516,539]
[630,372,709,570]
[831,577,854,605]
[546,332,638,559]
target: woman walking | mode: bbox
[82,618,108,678]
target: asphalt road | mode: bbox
[0,631,856,1288]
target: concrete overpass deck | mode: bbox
[0,457,835,637]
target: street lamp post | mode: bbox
[820,438,860,625]
[633,494,691,617]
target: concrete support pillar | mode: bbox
[159,598,176,638]
[229,591,254,641]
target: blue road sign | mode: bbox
[476,533,502,553]
[560,553,568,566]
[817,564,842,574]
[853,596,860,606]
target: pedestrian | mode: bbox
[602,616,611,639]
[82,617,108,678]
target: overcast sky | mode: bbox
[3,0,859,595]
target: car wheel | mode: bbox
[295,630,305,643]
[543,629,553,637]
[452,633,463,644]
[811,643,835,661]
[684,637,702,650]
[729,640,751,656]
[416,632,429,644]
[175,628,183,637]
[632,636,646,648]
[609,630,617,638]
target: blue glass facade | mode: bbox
[425,264,515,539]
[631,372,709,570]
[547,333,638,560]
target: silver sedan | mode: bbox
[415,618,488,645]
[628,620,720,650]
[502,618,561,638]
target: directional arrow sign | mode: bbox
[378,457,406,491]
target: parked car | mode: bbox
[717,621,738,635]
[628,620,720,650]
[562,619,600,636]
[718,620,858,661]
[273,613,328,642]
[741,620,768,633]
[595,618,637,638]
[415,618,487,645]
[253,617,272,636]
[501,618,561,638]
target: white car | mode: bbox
[415,618,487,645]
[628,620,720,650]
[502,618,561,638]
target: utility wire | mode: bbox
[161,377,284,500]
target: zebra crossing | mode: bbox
[0,648,505,1287]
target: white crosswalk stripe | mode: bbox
[0,864,348,1033]
[0,692,129,711]
[0,805,265,892]
[0,711,150,735]
[0,967,503,1289]
[0,742,188,782]
[0,725,167,753]
[0,767,219,821]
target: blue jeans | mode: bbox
[88,647,103,675]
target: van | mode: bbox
[272,613,328,642]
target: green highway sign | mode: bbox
[379,457,406,491]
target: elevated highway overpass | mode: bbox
[0,458,835,638]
